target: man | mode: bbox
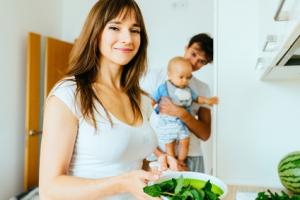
[153,33,213,172]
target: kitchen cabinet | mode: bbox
[256,0,300,80]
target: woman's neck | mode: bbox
[96,59,123,89]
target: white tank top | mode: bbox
[49,78,158,200]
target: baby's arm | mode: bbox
[190,87,219,106]
[197,96,219,105]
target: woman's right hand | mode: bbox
[121,170,161,200]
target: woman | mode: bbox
[39,0,159,199]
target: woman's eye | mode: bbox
[108,26,119,31]
[130,29,141,33]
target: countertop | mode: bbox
[224,185,286,200]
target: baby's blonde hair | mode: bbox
[168,56,191,73]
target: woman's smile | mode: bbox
[114,47,134,53]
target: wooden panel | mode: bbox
[24,32,41,190]
[44,37,73,97]
[24,35,73,191]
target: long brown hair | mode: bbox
[65,0,148,128]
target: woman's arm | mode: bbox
[159,97,211,141]
[39,96,159,200]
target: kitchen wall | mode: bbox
[0,0,62,199]
[61,0,214,93]
[216,0,300,187]
[135,0,214,94]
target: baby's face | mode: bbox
[168,61,193,88]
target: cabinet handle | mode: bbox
[263,35,277,52]
[274,0,288,21]
[29,130,42,136]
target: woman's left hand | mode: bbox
[159,97,186,118]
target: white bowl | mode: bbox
[154,171,228,199]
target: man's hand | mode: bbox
[159,97,186,118]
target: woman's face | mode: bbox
[100,11,141,67]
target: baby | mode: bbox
[152,56,218,170]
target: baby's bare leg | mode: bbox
[165,141,176,158]
[165,141,179,170]
[178,137,190,162]
[157,154,168,171]
[177,137,190,171]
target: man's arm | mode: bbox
[159,97,211,141]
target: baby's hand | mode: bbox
[207,96,218,105]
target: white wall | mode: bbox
[0,1,62,198]
[137,0,214,94]
[61,0,214,93]
[61,0,96,42]
[216,0,300,187]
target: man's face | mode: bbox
[184,43,209,71]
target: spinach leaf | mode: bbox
[143,184,161,197]
[175,175,185,194]
[190,189,203,200]
[204,190,218,200]
[160,179,177,192]
[203,180,212,191]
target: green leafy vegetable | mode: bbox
[143,184,161,197]
[143,175,220,200]
[255,189,300,200]
[175,176,185,194]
